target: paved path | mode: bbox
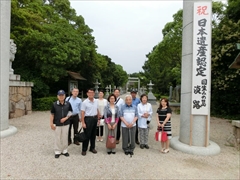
[0,94,239,179]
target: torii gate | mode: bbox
[126,77,140,92]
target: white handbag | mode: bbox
[99,119,105,126]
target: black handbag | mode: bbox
[74,127,87,142]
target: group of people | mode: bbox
[50,88,172,158]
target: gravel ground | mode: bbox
[0,95,239,179]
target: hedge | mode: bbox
[33,96,57,111]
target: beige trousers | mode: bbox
[54,125,69,154]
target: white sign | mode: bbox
[191,2,212,115]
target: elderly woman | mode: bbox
[137,94,153,149]
[104,94,120,154]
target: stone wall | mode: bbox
[9,86,32,118]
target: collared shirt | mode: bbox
[81,98,98,116]
[51,101,72,126]
[137,102,153,128]
[120,104,138,127]
[115,97,124,111]
[132,97,140,107]
[66,96,82,118]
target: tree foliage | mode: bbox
[141,1,240,118]
[11,0,128,98]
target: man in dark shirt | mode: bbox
[50,90,72,158]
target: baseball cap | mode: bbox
[57,90,65,95]
[131,89,137,93]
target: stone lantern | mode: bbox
[93,79,100,99]
[147,80,156,105]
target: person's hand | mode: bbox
[162,124,165,128]
[79,118,81,122]
[125,122,129,128]
[97,120,100,126]
[144,113,148,118]
[112,124,117,129]
[128,122,133,128]
[60,117,67,123]
[108,124,112,130]
[158,123,161,127]
[82,123,86,129]
[50,124,56,130]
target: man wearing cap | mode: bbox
[131,89,141,145]
[81,88,101,156]
[50,90,73,158]
[66,88,82,146]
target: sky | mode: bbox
[70,1,184,74]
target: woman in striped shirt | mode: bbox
[156,98,172,153]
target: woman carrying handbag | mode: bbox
[96,90,108,142]
[104,94,120,154]
[156,98,172,154]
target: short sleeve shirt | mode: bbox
[81,98,98,116]
[156,107,172,122]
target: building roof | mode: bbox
[229,53,240,69]
[67,71,87,80]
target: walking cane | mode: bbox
[129,127,132,158]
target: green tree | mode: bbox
[211,0,240,118]
[11,0,128,98]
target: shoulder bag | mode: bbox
[74,127,87,142]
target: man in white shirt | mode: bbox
[81,88,100,156]
[114,89,124,144]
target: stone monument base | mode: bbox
[171,136,221,156]
[9,74,34,118]
[0,125,17,138]
[148,92,157,105]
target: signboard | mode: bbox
[191,2,212,115]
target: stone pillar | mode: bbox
[0,1,17,138]
[169,86,173,101]
[170,0,220,155]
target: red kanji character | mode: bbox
[197,6,209,15]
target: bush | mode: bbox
[33,96,57,111]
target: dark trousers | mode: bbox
[122,126,136,152]
[96,126,103,136]
[68,114,79,142]
[116,119,121,141]
[82,117,98,152]
[135,120,139,142]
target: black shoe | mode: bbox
[81,151,86,156]
[140,144,144,149]
[135,141,140,145]
[89,149,97,154]
[107,152,112,155]
[74,141,80,146]
[129,152,134,155]
[55,154,60,158]
[111,152,116,154]
[144,145,149,149]
[125,151,129,155]
[62,152,69,157]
